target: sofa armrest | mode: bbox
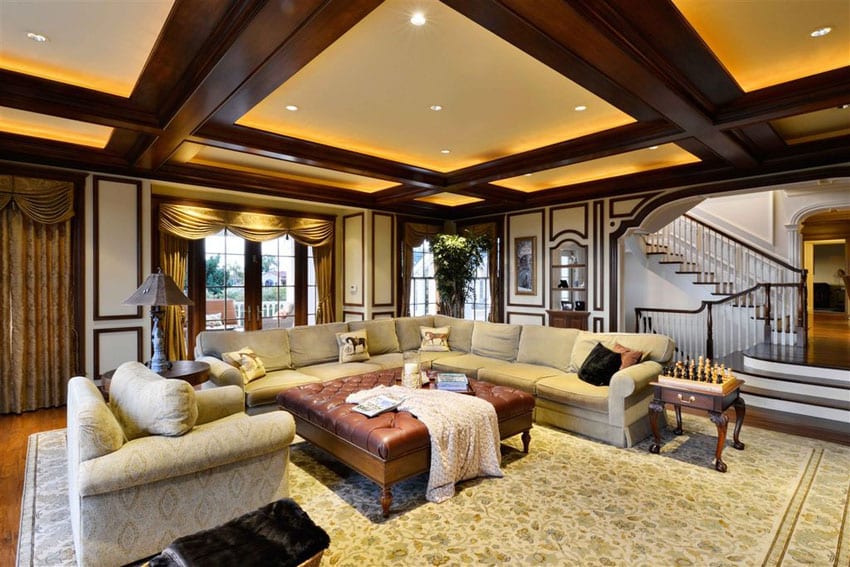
[195,385,244,424]
[197,355,243,389]
[608,360,663,401]
[78,411,296,497]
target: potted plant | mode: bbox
[431,232,490,318]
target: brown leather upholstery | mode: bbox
[278,371,535,461]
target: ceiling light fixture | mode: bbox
[285,105,299,111]
[440,149,451,154]
[810,26,832,38]
[574,105,587,111]
[429,105,443,111]
[410,12,426,26]
[840,103,850,110]
[26,31,48,43]
[649,145,659,150]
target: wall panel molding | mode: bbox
[371,212,395,307]
[93,326,143,378]
[93,176,142,320]
[343,213,365,307]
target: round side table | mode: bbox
[100,360,211,399]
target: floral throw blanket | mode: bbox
[346,385,503,503]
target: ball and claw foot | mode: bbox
[649,443,660,454]
[715,459,727,473]
[733,440,745,450]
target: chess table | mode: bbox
[648,379,746,472]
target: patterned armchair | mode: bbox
[66,362,295,567]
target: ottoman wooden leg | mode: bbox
[521,430,531,453]
[381,485,393,517]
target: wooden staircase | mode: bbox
[634,215,850,429]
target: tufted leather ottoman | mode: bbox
[278,369,534,517]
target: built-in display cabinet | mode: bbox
[548,241,589,330]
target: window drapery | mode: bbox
[160,233,189,361]
[159,203,335,324]
[401,222,441,316]
[1,175,76,413]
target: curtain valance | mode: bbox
[159,203,333,246]
[0,175,75,224]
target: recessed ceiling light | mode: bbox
[810,26,832,38]
[648,145,659,150]
[440,149,451,154]
[523,173,533,176]
[574,105,587,112]
[410,12,426,26]
[840,103,850,110]
[429,105,443,111]
[285,105,299,112]
[26,31,48,43]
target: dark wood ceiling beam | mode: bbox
[466,0,757,169]
[445,121,683,188]
[134,0,381,171]
[0,70,160,134]
[715,67,850,128]
[192,124,445,189]
[371,186,442,205]
[0,132,130,171]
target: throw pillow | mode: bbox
[420,326,450,352]
[109,361,198,440]
[577,342,622,387]
[336,329,370,363]
[222,347,267,385]
[613,343,643,370]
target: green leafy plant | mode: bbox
[431,232,490,318]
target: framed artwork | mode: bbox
[514,236,536,295]
[561,300,573,311]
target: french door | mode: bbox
[198,229,315,332]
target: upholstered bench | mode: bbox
[277,369,535,516]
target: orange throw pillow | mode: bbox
[612,343,643,370]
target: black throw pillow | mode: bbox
[578,342,622,386]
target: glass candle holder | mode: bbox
[402,351,421,388]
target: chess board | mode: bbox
[658,375,740,394]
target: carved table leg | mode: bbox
[381,485,393,518]
[673,405,683,435]
[521,430,531,453]
[648,398,664,454]
[709,411,729,472]
[732,396,746,450]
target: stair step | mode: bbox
[741,385,850,411]
[720,351,849,389]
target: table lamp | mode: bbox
[123,268,193,373]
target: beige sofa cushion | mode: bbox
[535,373,609,413]
[288,322,348,367]
[395,316,435,351]
[434,315,474,352]
[296,361,384,381]
[109,361,198,440]
[72,379,125,461]
[244,369,319,407]
[196,328,292,371]
[516,326,579,371]
[470,321,522,361]
[478,363,566,394]
[348,319,400,354]
[431,353,514,377]
[569,331,674,371]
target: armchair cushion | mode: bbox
[109,361,198,440]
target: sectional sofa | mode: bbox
[195,315,674,448]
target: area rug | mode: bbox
[18,414,850,566]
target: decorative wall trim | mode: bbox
[93,326,143,378]
[343,310,365,322]
[608,192,660,219]
[343,213,365,307]
[549,203,589,241]
[507,209,545,308]
[93,176,142,320]
[593,317,605,332]
[372,212,395,307]
[593,200,605,313]
[506,311,545,325]
[372,311,395,319]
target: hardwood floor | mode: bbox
[0,407,65,567]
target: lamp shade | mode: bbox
[123,268,193,307]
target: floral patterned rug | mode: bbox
[18,413,850,566]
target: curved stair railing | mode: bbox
[635,280,807,363]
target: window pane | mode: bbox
[410,239,437,316]
[260,236,295,329]
[205,229,245,330]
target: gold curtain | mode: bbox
[160,233,189,361]
[401,222,441,316]
[160,203,336,323]
[313,244,334,324]
[159,203,333,246]
[463,222,502,322]
[0,176,76,413]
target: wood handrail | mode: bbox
[684,214,802,273]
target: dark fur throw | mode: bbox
[147,498,330,567]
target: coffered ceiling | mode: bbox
[1,0,849,219]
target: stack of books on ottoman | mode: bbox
[435,373,472,393]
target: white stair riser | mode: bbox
[741,394,850,423]
[737,371,848,399]
[743,356,850,382]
